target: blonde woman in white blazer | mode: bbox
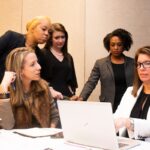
[114,46,150,142]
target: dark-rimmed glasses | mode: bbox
[136,61,150,69]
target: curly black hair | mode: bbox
[103,28,133,52]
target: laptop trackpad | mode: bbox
[118,137,140,150]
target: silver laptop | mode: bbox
[57,100,140,150]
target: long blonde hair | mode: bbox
[6,47,34,106]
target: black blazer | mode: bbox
[0,30,45,82]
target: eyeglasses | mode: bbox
[136,61,150,69]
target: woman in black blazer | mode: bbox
[0,16,51,82]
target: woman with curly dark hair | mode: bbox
[78,28,134,112]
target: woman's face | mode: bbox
[137,54,150,84]
[109,36,124,56]
[52,31,66,50]
[32,19,50,44]
[21,53,41,83]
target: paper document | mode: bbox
[13,127,63,138]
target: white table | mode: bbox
[0,128,150,150]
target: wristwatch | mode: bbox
[130,118,134,131]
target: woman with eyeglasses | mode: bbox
[114,46,150,141]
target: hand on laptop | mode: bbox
[114,117,134,133]
[114,117,127,132]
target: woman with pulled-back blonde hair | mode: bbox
[0,15,51,82]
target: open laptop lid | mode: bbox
[57,100,119,150]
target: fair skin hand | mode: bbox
[1,71,16,92]
[49,87,63,99]
[50,123,56,128]
[114,118,132,133]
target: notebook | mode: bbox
[57,100,140,150]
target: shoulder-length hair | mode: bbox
[132,46,150,97]
[44,23,68,57]
[103,28,133,52]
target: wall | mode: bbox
[1,0,150,101]
[0,0,23,34]
[85,0,150,101]
[0,0,85,95]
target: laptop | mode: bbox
[57,100,140,150]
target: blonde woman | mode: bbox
[0,47,59,129]
[0,16,51,82]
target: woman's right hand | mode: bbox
[1,71,16,92]
[49,87,63,100]
[114,117,127,133]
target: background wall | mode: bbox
[1,0,150,101]
[0,0,23,34]
[85,0,150,101]
[0,0,85,96]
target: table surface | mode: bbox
[0,128,150,150]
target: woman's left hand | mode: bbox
[1,71,16,92]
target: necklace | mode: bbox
[51,48,64,61]
[51,48,63,56]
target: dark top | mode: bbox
[41,49,78,97]
[130,90,150,119]
[124,90,150,139]
[111,63,127,112]
[0,30,46,82]
[80,54,134,110]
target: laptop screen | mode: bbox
[57,100,119,150]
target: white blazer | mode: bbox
[114,85,150,141]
